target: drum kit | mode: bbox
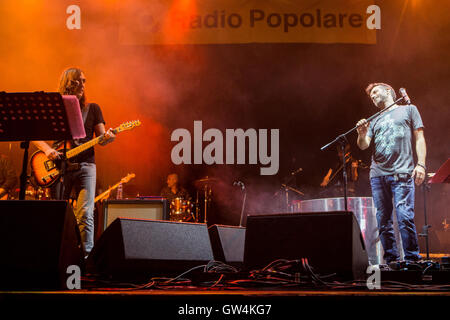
[23,185,51,200]
[168,176,219,223]
[169,197,194,222]
[4,176,52,200]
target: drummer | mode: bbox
[160,173,190,202]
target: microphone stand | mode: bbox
[239,188,247,227]
[233,181,247,227]
[321,96,405,212]
[340,138,349,211]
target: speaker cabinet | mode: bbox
[0,200,84,289]
[244,211,369,280]
[208,225,245,267]
[100,199,169,232]
[87,218,214,280]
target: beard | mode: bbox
[78,92,86,108]
[373,96,389,109]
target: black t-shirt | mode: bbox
[160,186,190,203]
[55,103,105,164]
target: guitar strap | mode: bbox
[73,104,90,146]
[81,104,90,124]
[52,104,90,151]
[67,104,90,171]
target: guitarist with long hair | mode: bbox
[33,67,115,257]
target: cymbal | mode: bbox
[193,176,220,187]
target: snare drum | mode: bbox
[36,187,51,200]
[170,197,193,222]
[25,186,51,200]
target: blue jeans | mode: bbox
[53,162,96,255]
[370,174,421,263]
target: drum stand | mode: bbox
[194,190,200,222]
[203,184,212,224]
[193,177,217,224]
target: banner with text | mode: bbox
[119,0,378,45]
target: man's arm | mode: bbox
[94,123,116,146]
[356,119,371,150]
[32,141,61,160]
[351,160,359,181]
[412,128,426,185]
[320,168,333,187]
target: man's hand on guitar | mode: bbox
[100,128,116,146]
[45,148,62,160]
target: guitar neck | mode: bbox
[95,180,125,203]
[66,136,101,159]
[66,128,117,159]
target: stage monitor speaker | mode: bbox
[208,225,245,267]
[0,200,84,290]
[101,199,169,231]
[87,218,214,280]
[244,211,369,280]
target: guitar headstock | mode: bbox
[121,173,136,184]
[116,120,141,133]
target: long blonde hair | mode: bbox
[58,67,85,108]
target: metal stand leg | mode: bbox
[419,183,431,260]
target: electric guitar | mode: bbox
[94,173,135,203]
[30,120,141,187]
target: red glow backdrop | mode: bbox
[0,1,183,195]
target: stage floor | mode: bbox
[2,288,450,317]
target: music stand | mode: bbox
[429,158,450,184]
[420,158,450,260]
[0,92,85,200]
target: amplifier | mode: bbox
[101,199,169,232]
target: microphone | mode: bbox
[233,181,245,190]
[399,88,411,104]
[290,167,303,176]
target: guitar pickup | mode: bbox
[42,172,58,183]
[44,160,57,171]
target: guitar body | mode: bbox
[30,142,73,188]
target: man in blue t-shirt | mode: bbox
[356,82,426,264]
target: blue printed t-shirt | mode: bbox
[367,104,424,178]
